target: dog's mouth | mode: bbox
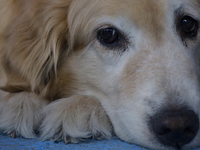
[149,106,199,150]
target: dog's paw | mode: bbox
[40,95,113,143]
[0,92,48,138]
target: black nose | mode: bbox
[150,108,199,149]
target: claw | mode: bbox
[64,136,71,144]
[10,131,17,138]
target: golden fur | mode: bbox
[0,0,200,149]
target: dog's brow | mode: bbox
[175,5,184,17]
[128,0,166,44]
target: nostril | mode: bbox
[150,108,199,149]
[184,127,195,133]
[157,127,171,135]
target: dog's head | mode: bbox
[3,0,200,149]
[63,1,200,149]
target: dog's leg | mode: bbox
[40,95,112,143]
[0,92,48,138]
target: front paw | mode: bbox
[40,95,112,143]
[0,92,48,138]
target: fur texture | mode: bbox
[0,0,200,150]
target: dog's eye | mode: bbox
[97,28,120,45]
[180,16,198,38]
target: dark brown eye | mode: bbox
[97,28,120,45]
[181,16,198,38]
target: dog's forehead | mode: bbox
[69,0,166,44]
[105,0,166,28]
[69,0,171,43]
[69,0,200,47]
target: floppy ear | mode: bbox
[1,1,71,93]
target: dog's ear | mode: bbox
[2,1,71,94]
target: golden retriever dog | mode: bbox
[0,0,200,149]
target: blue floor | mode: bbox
[0,133,147,150]
[1,133,200,150]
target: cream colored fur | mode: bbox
[40,95,112,143]
[0,92,48,138]
[0,0,200,150]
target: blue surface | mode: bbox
[0,133,147,150]
[1,133,200,150]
